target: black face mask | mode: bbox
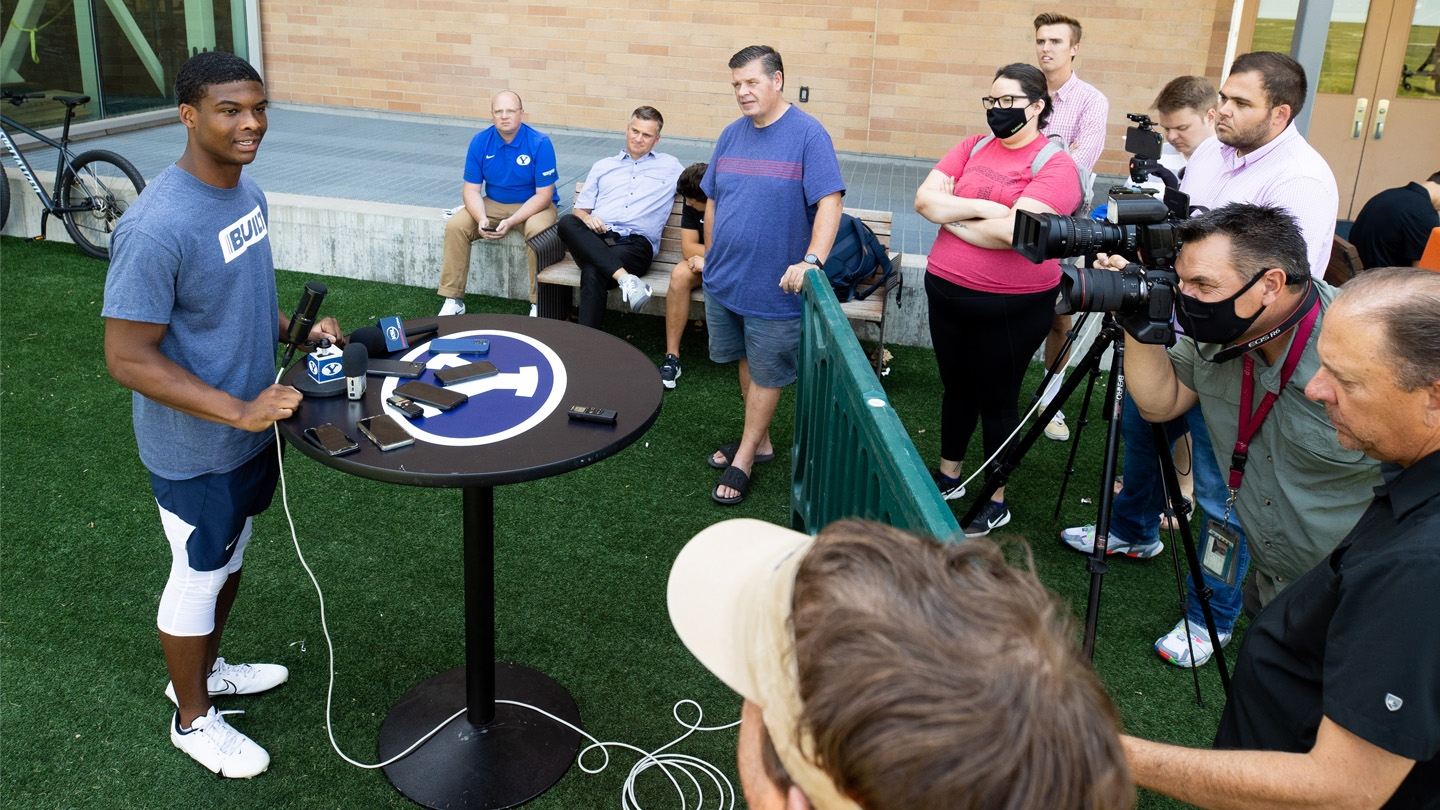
[1176,270,1268,347]
[985,106,1031,139]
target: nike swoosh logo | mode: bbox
[224,536,239,552]
[485,154,496,159]
[211,678,238,696]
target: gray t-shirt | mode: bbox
[102,165,279,480]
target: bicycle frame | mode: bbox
[0,111,91,216]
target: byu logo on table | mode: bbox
[378,330,566,446]
[516,154,532,166]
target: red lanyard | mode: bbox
[1227,299,1320,494]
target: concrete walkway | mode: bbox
[74,103,957,256]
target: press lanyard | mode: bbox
[1225,297,1320,509]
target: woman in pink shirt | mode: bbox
[914,63,1082,537]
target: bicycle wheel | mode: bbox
[1,165,10,231]
[60,150,146,260]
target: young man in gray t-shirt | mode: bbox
[102,52,342,778]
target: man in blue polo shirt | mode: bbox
[437,90,560,316]
[557,105,683,330]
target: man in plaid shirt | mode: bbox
[1033,12,1110,442]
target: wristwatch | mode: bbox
[804,252,824,269]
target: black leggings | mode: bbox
[926,272,1057,465]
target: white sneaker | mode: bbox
[1155,618,1231,668]
[171,706,270,778]
[165,658,289,706]
[618,274,652,311]
[1060,524,1163,558]
[528,303,538,317]
[1044,411,1070,441]
[439,298,466,316]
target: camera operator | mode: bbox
[1067,56,1342,667]
[1100,203,1378,622]
[1123,266,1440,810]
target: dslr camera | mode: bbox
[1011,114,1193,346]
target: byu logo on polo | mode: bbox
[219,204,268,263]
[1386,693,1404,712]
[379,330,567,447]
[517,154,532,166]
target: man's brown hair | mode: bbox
[1153,75,1218,115]
[1034,12,1083,44]
[1229,51,1308,120]
[791,520,1133,810]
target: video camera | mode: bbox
[1011,113,1193,345]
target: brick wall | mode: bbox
[260,0,1228,175]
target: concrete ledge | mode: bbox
[3,173,955,349]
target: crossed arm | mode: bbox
[1123,717,1414,810]
[913,169,1057,250]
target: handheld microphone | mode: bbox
[348,326,389,358]
[280,281,328,368]
[343,343,368,401]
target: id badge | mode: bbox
[1200,519,1240,587]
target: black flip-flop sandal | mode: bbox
[712,465,751,505]
[707,441,777,470]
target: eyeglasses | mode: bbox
[492,108,521,117]
[981,95,1031,110]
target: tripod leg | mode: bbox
[961,316,1124,528]
[1052,348,1106,519]
[1079,331,1128,660]
[1152,422,1232,696]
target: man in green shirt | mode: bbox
[1108,203,1379,612]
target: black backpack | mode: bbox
[825,214,894,302]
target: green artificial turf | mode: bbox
[2,236,1234,808]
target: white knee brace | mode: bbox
[155,514,252,636]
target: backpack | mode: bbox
[825,214,895,303]
[969,133,1092,215]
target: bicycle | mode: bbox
[1,91,146,260]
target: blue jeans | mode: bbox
[1183,408,1249,636]
[1113,398,1249,636]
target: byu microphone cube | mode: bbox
[380,316,409,352]
[308,343,345,383]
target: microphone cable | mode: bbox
[268,367,742,807]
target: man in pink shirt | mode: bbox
[1034,12,1110,442]
[1181,51,1338,275]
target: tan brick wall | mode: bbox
[260,0,1228,175]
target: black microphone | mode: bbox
[343,342,368,401]
[348,326,388,357]
[280,281,328,368]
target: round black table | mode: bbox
[278,313,663,809]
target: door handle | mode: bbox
[1351,97,1368,139]
[1373,99,1389,140]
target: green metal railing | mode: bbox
[791,268,959,540]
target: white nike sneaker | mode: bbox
[165,658,289,706]
[171,706,270,778]
[439,298,466,316]
[618,274,652,311]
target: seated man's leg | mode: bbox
[557,214,652,329]
[438,207,483,309]
[662,261,702,386]
[521,203,559,307]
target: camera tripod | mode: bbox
[959,312,1231,696]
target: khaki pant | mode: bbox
[438,199,559,303]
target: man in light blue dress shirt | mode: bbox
[557,106,683,329]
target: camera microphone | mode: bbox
[343,343,368,401]
[280,281,328,368]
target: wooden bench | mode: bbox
[533,184,903,372]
